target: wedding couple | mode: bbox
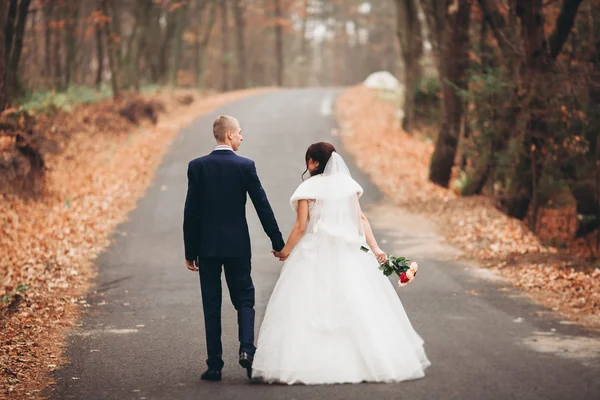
[183,115,430,385]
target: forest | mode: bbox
[1,0,597,254]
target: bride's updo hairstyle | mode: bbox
[303,142,336,180]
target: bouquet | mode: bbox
[361,246,418,287]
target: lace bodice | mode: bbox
[307,199,317,217]
[307,199,321,233]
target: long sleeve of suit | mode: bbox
[183,162,201,260]
[247,161,285,252]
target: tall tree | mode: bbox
[53,1,63,90]
[167,0,190,86]
[298,0,311,86]
[31,3,39,72]
[395,0,423,133]
[144,2,162,83]
[233,0,246,89]
[101,0,120,98]
[5,0,18,70]
[122,2,140,89]
[5,0,32,98]
[420,0,446,71]
[503,0,583,220]
[273,0,284,86]
[64,0,81,87]
[195,0,216,88]
[221,0,230,91]
[159,2,178,84]
[475,0,584,219]
[428,0,471,188]
[131,0,155,91]
[43,0,54,79]
[94,0,104,90]
[0,0,10,111]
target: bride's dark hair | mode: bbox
[302,142,336,180]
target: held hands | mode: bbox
[271,250,289,261]
[185,259,198,272]
[371,246,388,264]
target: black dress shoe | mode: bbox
[239,352,254,379]
[200,369,222,381]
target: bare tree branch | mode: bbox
[548,0,584,59]
[477,0,521,58]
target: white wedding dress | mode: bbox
[252,153,430,385]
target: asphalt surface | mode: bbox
[51,88,600,400]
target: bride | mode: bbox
[251,142,430,385]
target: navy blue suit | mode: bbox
[183,149,284,369]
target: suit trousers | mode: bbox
[198,257,256,370]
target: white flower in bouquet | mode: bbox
[409,261,418,274]
[406,269,415,280]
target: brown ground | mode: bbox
[335,85,600,330]
[0,87,275,398]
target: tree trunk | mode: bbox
[95,0,104,90]
[299,0,310,86]
[145,3,161,83]
[43,0,53,79]
[133,0,154,92]
[0,0,10,111]
[195,0,216,88]
[159,3,178,84]
[220,0,230,91]
[6,0,31,98]
[462,18,494,196]
[428,0,471,188]
[421,0,446,71]
[123,16,139,89]
[124,0,151,90]
[168,1,189,87]
[64,0,80,88]
[395,0,422,133]
[110,0,122,66]
[53,2,63,90]
[5,0,17,66]
[194,1,205,88]
[31,4,38,70]
[101,0,120,98]
[233,0,246,89]
[273,0,284,86]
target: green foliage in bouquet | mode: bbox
[378,255,412,276]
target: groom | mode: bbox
[183,115,285,381]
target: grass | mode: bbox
[19,85,113,112]
[18,84,164,113]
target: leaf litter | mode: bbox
[0,87,275,398]
[336,85,600,331]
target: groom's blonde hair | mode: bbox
[213,115,239,142]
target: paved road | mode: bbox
[51,89,600,400]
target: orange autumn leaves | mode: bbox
[0,88,274,398]
[336,85,600,329]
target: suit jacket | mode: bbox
[183,150,285,260]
